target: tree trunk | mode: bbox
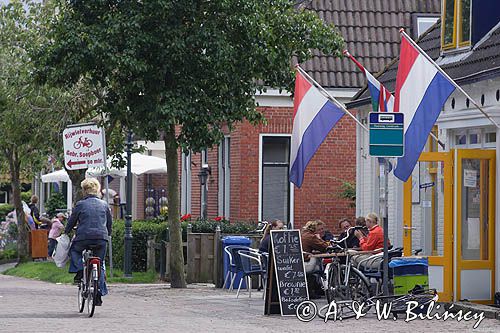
[164,125,186,288]
[7,150,30,262]
[67,169,86,204]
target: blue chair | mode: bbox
[236,250,266,298]
[223,245,252,291]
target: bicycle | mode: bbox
[73,136,93,149]
[77,247,102,317]
[319,227,373,304]
[318,285,438,320]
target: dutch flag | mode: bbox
[393,34,456,182]
[289,70,345,188]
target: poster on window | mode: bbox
[464,169,477,188]
[467,217,480,250]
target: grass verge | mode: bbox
[2,261,159,284]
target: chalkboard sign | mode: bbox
[269,230,309,316]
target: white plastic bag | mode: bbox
[53,234,71,268]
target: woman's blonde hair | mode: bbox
[303,220,325,233]
[81,178,101,196]
[365,212,380,225]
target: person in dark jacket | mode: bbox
[259,219,284,253]
[28,195,40,229]
[337,218,360,249]
[65,178,112,306]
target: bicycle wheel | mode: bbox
[326,263,345,303]
[77,282,85,313]
[344,266,372,303]
[87,280,98,317]
[390,291,437,315]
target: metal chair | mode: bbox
[223,245,254,291]
[236,250,266,298]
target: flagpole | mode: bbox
[400,28,500,129]
[296,65,369,132]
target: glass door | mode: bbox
[456,149,495,303]
[404,151,453,301]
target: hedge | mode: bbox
[0,204,14,221]
[110,218,258,272]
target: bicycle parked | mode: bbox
[318,285,438,320]
[77,247,102,317]
[319,226,374,303]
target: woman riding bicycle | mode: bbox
[65,178,112,306]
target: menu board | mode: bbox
[270,230,309,316]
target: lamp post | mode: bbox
[197,164,211,220]
[123,130,133,277]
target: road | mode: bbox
[0,273,499,332]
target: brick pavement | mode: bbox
[0,274,499,333]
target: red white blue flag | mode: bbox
[344,50,395,113]
[289,70,345,188]
[393,35,456,182]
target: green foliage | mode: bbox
[0,204,14,221]
[111,219,168,272]
[45,192,66,217]
[7,222,18,240]
[21,191,31,203]
[3,261,158,284]
[0,243,17,261]
[35,0,344,152]
[339,180,356,208]
[110,218,257,272]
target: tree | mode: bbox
[35,0,344,287]
[0,1,106,260]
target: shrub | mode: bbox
[0,242,18,261]
[21,191,32,203]
[111,219,167,272]
[0,203,14,221]
[45,192,67,217]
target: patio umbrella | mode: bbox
[41,169,70,183]
[86,153,168,177]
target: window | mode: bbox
[180,151,192,215]
[442,0,472,50]
[200,149,208,217]
[261,136,291,224]
[218,137,230,218]
[416,16,439,37]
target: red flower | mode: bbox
[180,214,191,222]
[214,216,224,222]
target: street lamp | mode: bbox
[123,130,133,277]
[197,164,211,220]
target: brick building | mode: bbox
[177,0,441,233]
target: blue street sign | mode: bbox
[369,112,404,157]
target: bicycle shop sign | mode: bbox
[63,123,106,170]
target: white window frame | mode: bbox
[258,133,294,228]
[180,151,192,215]
[218,136,230,218]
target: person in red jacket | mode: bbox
[354,213,389,251]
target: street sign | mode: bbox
[63,123,106,170]
[369,112,404,157]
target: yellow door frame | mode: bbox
[455,149,496,304]
[403,151,454,302]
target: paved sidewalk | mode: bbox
[0,273,499,332]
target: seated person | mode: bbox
[355,216,369,237]
[301,220,330,254]
[337,218,360,249]
[354,213,390,251]
[259,219,284,253]
[301,220,330,299]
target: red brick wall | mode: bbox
[176,106,356,234]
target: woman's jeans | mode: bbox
[69,239,108,296]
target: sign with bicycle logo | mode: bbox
[63,123,106,170]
